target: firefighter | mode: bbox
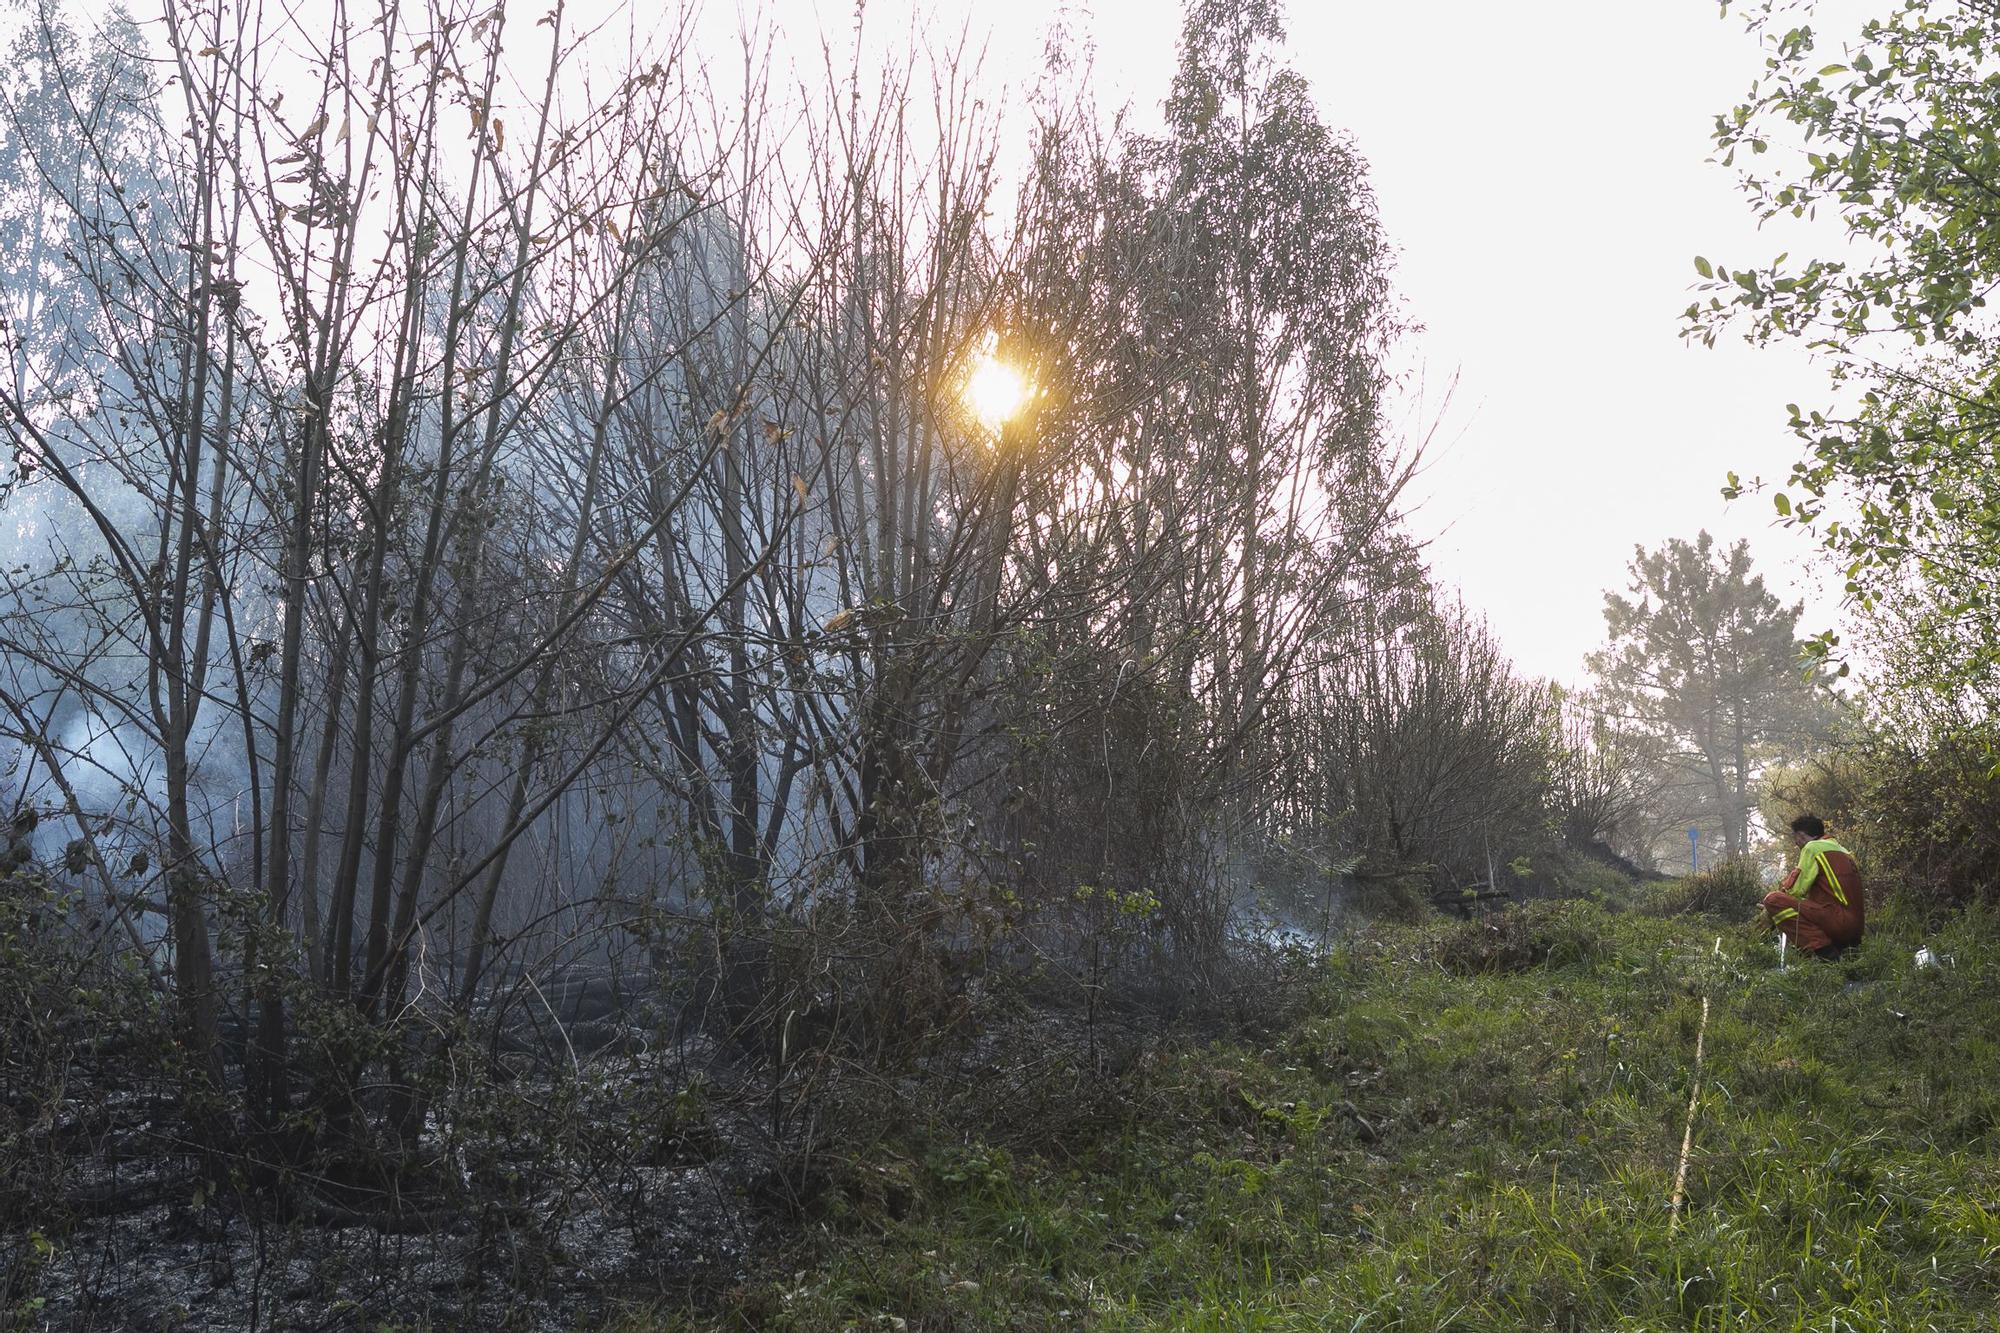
[1757,813,1864,958]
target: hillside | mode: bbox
[5,0,2000,1328]
[654,889,2000,1330]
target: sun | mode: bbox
[964,353,1030,431]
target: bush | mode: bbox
[1851,728,2000,918]
[1546,855,1638,904]
[1428,900,1613,975]
[0,874,174,1230]
[1643,859,1763,919]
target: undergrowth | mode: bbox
[630,891,2000,1331]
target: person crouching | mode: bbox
[1758,813,1864,959]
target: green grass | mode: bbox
[637,894,2000,1331]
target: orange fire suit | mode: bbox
[1762,838,1864,955]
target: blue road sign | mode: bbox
[1688,826,1700,874]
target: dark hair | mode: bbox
[1790,813,1826,839]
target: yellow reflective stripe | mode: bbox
[1817,853,1848,907]
[1772,907,1799,923]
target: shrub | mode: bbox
[1644,858,1763,919]
[1428,900,1612,975]
[1851,728,2000,917]
[1548,856,1638,904]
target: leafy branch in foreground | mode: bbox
[1694,1,2000,712]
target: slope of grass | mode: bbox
[641,891,2000,1331]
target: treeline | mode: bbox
[0,0,1637,1185]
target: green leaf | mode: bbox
[1774,493,1793,517]
[1694,255,1714,279]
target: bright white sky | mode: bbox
[726,0,1875,685]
